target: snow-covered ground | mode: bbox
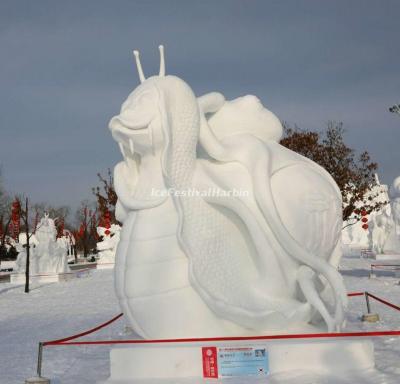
[0,252,399,384]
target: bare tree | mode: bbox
[280,122,387,226]
[0,167,11,216]
[74,201,98,259]
[0,198,20,266]
[19,198,31,293]
[0,208,12,266]
[0,169,12,264]
[92,169,118,224]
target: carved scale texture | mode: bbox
[163,80,276,313]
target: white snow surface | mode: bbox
[0,252,400,384]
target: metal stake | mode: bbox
[361,292,379,322]
[37,342,43,377]
[365,292,371,314]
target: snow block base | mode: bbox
[362,313,380,322]
[10,270,89,284]
[25,376,50,384]
[102,337,374,383]
[96,263,115,270]
[375,253,400,261]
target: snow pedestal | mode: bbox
[375,253,400,261]
[96,262,115,270]
[362,313,380,322]
[25,377,50,384]
[10,272,75,284]
[10,268,90,284]
[102,338,374,383]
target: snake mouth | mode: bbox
[109,114,153,158]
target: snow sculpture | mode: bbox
[96,224,121,265]
[15,214,69,274]
[342,221,370,248]
[59,229,76,261]
[14,234,39,272]
[342,175,390,251]
[109,46,347,338]
[384,176,400,253]
[369,205,393,254]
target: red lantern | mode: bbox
[105,229,111,236]
[362,223,368,230]
[354,209,360,215]
[361,217,368,223]
[361,209,367,217]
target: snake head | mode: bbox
[109,46,168,158]
[109,81,161,158]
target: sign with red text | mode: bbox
[202,346,269,378]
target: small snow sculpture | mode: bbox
[15,214,69,274]
[369,205,393,254]
[342,175,390,250]
[109,46,347,338]
[14,233,38,272]
[96,224,121,265]
[384,177,400,253]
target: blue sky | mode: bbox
[0,0,399,209]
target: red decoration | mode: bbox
[354,209,360,215]
[361,209,367,217]
[362,223,369,230]
[361,217,368,223]
[10,200,21,240]
[101,209,111,229]
[104,229,111,236]
[78,224,85,239]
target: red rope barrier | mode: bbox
[43,313,123,346]
[367,292,400,312]
[44,329,400,346]
[371,264,400,271]
[40,291,400,348]
[347,292,364,297]
[371,264,400,268]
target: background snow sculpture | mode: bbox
[96,224,120,265]
[14,233,39,273]
[369,205,393,254]
[342,175,391,253]
[109,46,347,338]
[383,176,400,254]
[15,214,69,274]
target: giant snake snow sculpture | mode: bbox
[109,46,347,338]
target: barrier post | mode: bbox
[37,342,43,377]
[25,343,50,383]
[362,292,380,323]
[369,265,376,278]
[365,292,371,314]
